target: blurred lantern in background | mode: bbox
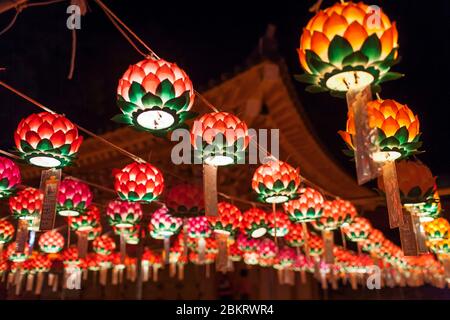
[6,242,30,262]
[228,242,242,262]
[424,218,449,242]
[267,211,291,237]
[69,205,101,232]
[38,230,65,254]
[342,216,372,242]
[149,207,183,238]
[107,200,143,228]
[252,160,301,204]
[166,183,204,217]
[114,162,164,203]
[57,178,93,217]
[307,233,324,257]
[241,207,268,238]
[208,202,242,236]
[361,229,384,253]
[14,112,83,168]
[0,157,21,199]
[296,1,401,96]
[0,220,15,247]
[236,233,260,253]
[283,187,324,223]
[114,57,196,133]
[285,223,305,248]
[259,238,278,260]
[93,235,116,256]
[9,187,43,220]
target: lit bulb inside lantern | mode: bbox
[251,227,267,238]
[58,209,80,217]
[136,110,175,130]
[419,216,435,223]
[29,156,61,168]
[325,71,374,92]
[371,151,401,163]
[265,195,290,204]
[204,155,234,166]
[214,229,231,236]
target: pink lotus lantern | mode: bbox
[236,233,260,253]
[187,216,211,239]
[258,238,278,259]
[274,246,296,269]
[107,200,143,228]
[38,230,65,253]
[57,178,93,217]
[0,157,21,199]
[149,207,183,238]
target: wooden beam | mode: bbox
[0,0,27,14]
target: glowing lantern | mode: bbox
[307,233,324,257]
[14,112,83,168]
[297,1,400,95]
[107,200,143,228]
[361,229,384,252]
[241,208,268,238]
[115,57,195,133]
[57,178,93,217]
[61,246,83,266]
[342,217,372,242]
[378,160,435,206]
[38,230,65,253]
[258,238,277,259]
[93,235,116,256]
[6,242,30,262]
[424,218,450,242]
[187,216,211,239]
[166,183,204,217]
[86,253,101,271]
[236,234,260,253]
[114,162,164,203]
[274,246,296,269]
[313,200,357,231]
[228,242,242,262]
[285,223,305,247]
[0,260,8,275]
[114,225,141,245]
[190,112,250,166]
[69,205,100,232]
[267,211,291,237]
[0,220,15,244]
[208,202,242,236]
[283,188,324,223]
[339,99,421,161]
[430,239,450,255]
[9,187,43,220]
[149,207,183,238]
[33,253,52,273]
[252,160,301,204]
[243,251,259,265]
[421,190,441,221]
[0,157,21,199]
[81,224,102,241]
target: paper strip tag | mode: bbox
[203,164,218,217]
[382,161,404,228]
[346,86,379,185]
[323,231,334,264]
[16,219,29,253]
[411,214,428,254]
[215,233,229,273]
[399,210,418,256]
[77,232,88,259]
[39,169,61,231]
[120,233,126,264]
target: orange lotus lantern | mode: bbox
[313,200,357,231]
[283,187,324,223]
[114,57,196,133]
[14,112,83,168]
[252,160,301,204]
[361,229,384,253]
[297,1,401,96]
[342,216,372,242]
[267,211,291,238]
[241,207,268,238]
[423,218,450,242]
[208,202,242,236]
[285,223,305,248]
[0,220,15,245]
[9,187,43,221]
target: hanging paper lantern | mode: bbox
[166,183,204,217]
[14,112,83,168]
[258,238,278,260]
[252,160,301,204]
[77,223,102,242]
[190,112,250,166]
[429,239,450,255]
[312,200,357,231]
[6,242,30,262]
[149,207,183,238]
[361,229,384,252]
[342,216,372,242]
[61,246,84,266]
[424,218,450,242]
[114,225,141,245]
[307,233,324,257]
[33,254,52,273]
[297,1,400,96]
[107,200,143,228]
[285,223,305,247]
[57,178,93,217]
[0,220,15,244]
[242,251,259,266]
[0,260,8,275]
[339,99,421,161]
[293,254,313,273]
[187,216,211,239]
[274,246,296,269]
[283,187,324,223]
[114,162,164,203]
[378,160,435,205]
[93,235,116,256]
[236,233,260,253]
[86,253,101,271]
[38,230,65,254]
[208,202,242,236]
[9,187,43,220]
[115,57,196,133]
[267,211,291,237]
[0,157,21,199]
[241,208,268,238]
[421,190,441,221]
[69,205,100,232]
[228,242,242,262]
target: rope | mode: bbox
[67,29,77,79]
[0,9,20,36]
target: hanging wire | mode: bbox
[0,8,20,36]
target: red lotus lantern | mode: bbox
[114,225,141,245]
[0,157,21,199]
[6,242,30,262]
[33,253,52,273]
[313,200,357,231]
[38,230,65,254]
[107,200,143,228]
[342,216,372,242]
[275,246,296,269]
[114,162,164,203]
[258,238,278,260]
[166,183,204,217]
[0,260,8,275]
[93,235,116,256]
[361,229,384,252]
[0,220,15,244]
[285,223,305,248]
[115,57,195,133]
[86,253,101,271]
[307,233,324,257]
[149,207,183,238]
[14,112,83,168]
[283,187,324,223]
[191,112,250,166]
[236,233,260,253]
[61,246,84,266]
[208,202,242,236]
[228,242,242,262]
[252,160,301,204]
[267,211,291,237]
[241,208,268,238]
[9,187,43,220]
[57,178,93,217]
[187,216,211,239]
[69,205,100,232]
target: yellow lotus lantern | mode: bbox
[423,218,449,242]
[297,1,401,96]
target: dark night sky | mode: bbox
[0,0,449,189]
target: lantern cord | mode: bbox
[0,8,20,36]
[67,29,77,79]
[0,80,147,164]
[0,149,21,160]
